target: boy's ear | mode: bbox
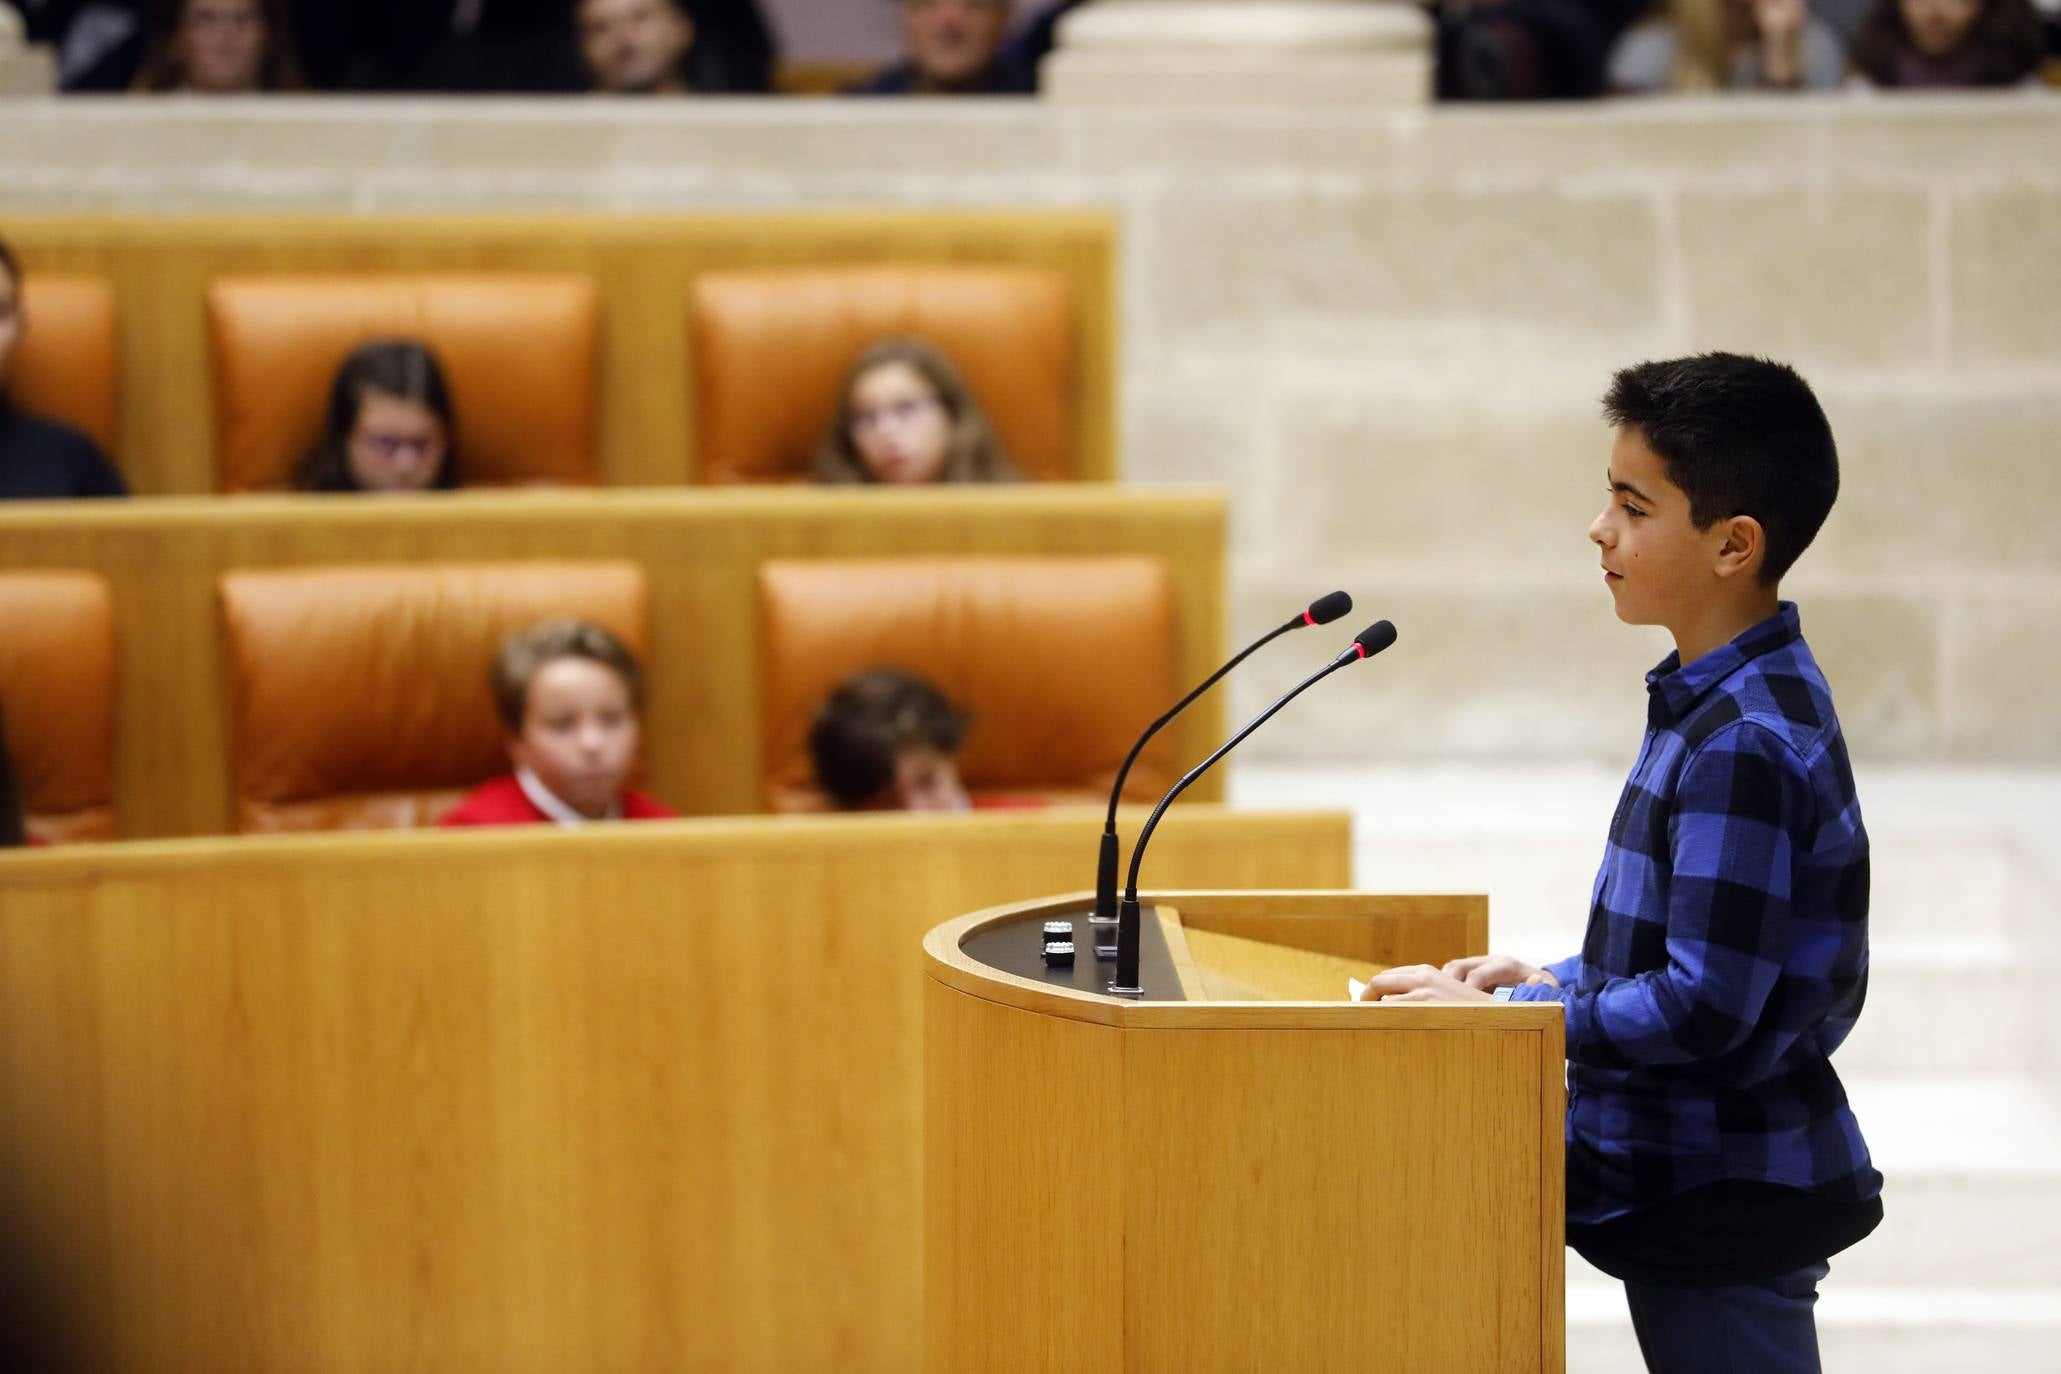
[1712,514,1766,581]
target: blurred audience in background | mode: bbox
[132,0,300,91]
[1437,0,1649,98]
[1610,0,1848,90]
[442,618,679,827]
[578,0,694,93]
[0,236,128,500]
[1851,0,2045,84]
[848,0,1034,95]
[294,340,461,494]
[284,0,769,91]
[7,0,2051,94]
[813,337,1021,486]
[809,669,973,813]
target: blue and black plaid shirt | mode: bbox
[1511,603,1882,1224]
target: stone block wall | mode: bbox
[2,94,2056,765]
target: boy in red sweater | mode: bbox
[441,619,677,828]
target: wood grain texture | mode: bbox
[1177,924,1381,1001]
[0,806,1350,1374]
[1173,890,1490,969]
[923,893,1565,1374]
[0,487,1225,836]
[0,212,1118,494]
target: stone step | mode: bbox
[1340,831,2028,948]
[1565,1075,2061,1370]
[1565,1282,2061,1374]
[1555,1075,2061,1294]
[1228,763,2049,946]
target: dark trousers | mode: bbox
[1623,1261,1829,1374]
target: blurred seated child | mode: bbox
[0,702,30,848]
[1851,0,2043,84]
[0,235,129,500]
[133,0,303,92]
[811,337,1022,486]
[294,339,462,493]
[441,618,679,828]
[808,668,974,813]
[1610,0,1848,89]
[578,0,696,94]
[848,0,1035,94]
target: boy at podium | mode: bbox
[1363,354,1882,1374]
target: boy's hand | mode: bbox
[1442,955,1560,991]
[1355,965,1493,1003]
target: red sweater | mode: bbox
[438,774,678,829]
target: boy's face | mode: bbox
[579,0,693,94]
[1589,426,1728,634]
[903,0,1009,88]
[508,657,640,819]
[865,744,971,813]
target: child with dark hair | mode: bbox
[440,618,678,827]
[0,701,28,849]
[1363,353,1880,1373]
[808,668,974,812]
[0,235,129,501]
[294,339,461,494]
[811,337,1021,487]
[1851,0,2044,85]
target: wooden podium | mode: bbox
[923,891,1565,1374]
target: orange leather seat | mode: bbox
[219,562,647,833]
[691,265,1076,484]
[758,557,1174,812]
[0,571,118,843]
[8,275,120,457]
[207,275,600,492]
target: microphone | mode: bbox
[1110,620,1398,996]
[1091,591,1352,953]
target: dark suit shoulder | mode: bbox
[0,409,129,499]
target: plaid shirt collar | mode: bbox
[1645,601,1803,729]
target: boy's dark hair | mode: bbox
[491,619,645,733]
[294,339,462,493]
[0,701,27,849]
[1602,353,1839,585]
[808,668,969,809]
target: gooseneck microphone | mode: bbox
[1110,620,1399,996]
[1092,591,1353,947]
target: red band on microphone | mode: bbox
[1352,643,1368,659]
[1302,609,1316,627]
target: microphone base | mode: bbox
[1104,982,1145,998]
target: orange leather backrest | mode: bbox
[758,557,1175,812]
[8,275,120,457]
[207,275,600,493]
[219,562,647,833]
[0,571,118,843]
[691,266,1076,484]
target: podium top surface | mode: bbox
[923,889,1553,1032]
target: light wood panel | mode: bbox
[0,212,1118,494]
[0,486,1225,836]
[923,893,1565,1374]
[0,806,1352,1374]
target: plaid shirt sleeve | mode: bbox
[1521,722,1813,1069]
